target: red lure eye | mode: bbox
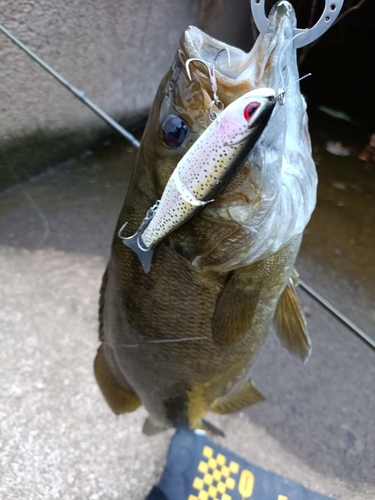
[244,102,260,121]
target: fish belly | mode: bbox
[100,233,301,429]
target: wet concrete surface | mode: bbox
[0,134,374,499]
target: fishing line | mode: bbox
[299,280,375,351]
[148,337,207,344]
[0,24,140,148]
[275,73,312,104]
[0,127,52,248]
[103,337,208,349]
[290,73,312,85]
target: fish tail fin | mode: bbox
[118,223,154,273]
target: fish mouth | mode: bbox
[181,1,297,104]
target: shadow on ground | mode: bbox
[0,122,374,499]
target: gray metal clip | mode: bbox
[250,0,344,48]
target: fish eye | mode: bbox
[244,102,260,121]
[161,114,189,147]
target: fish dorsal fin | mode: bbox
[274,281,311,361]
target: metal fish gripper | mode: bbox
[250,0,344,48]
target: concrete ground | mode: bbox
[0,135,374,500]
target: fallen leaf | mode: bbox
[331,181,346,190]
[303,306,312,317]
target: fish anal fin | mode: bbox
[210,379,265,415]
[212,274,259,345]
[94,346,141,415]
[274,282,311,361]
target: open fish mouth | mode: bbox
[181,0,297,105]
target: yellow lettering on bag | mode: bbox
[238,469,254,498]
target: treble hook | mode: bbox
[185,56,225,120]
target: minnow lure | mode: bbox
[118,87,281,273]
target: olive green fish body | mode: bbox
[100,230,301,429]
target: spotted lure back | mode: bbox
[118,88,278,272]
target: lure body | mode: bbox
[119,88,276,272]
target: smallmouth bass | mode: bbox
[95,1,317,434]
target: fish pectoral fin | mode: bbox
[273,282,311,361]
[212,273,259,345]
[94,346,141,415]
[210,379,265,414]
